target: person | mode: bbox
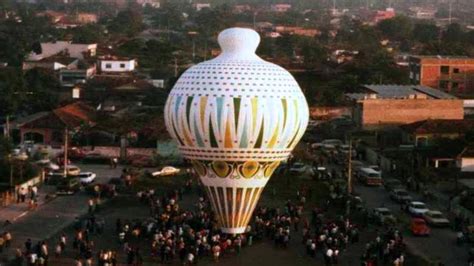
[55,243,62,257]
[0,235,4,253]
[212,244,221,262]
[4,231,12,247]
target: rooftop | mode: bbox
[346,85,457,100]
[400,119,474,134]
[410,55,471,59]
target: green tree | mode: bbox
[412,23,439,43]
[108,8,145,37]
[377,15,413,41]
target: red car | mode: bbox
[411,218,431,236]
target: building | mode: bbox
[27,41,97,61]
[330,50,359,64]
[98,56,136,73]
[401,119,474,147]
[23,55,78,71]
[194,3,211,11]
[19,102,96,146]
[458,146,474,172]
[372,8,396,24]
[273,26,320,37]
[346,85,464,129]
[233,4,252,13]
[409,56,474,95]
[270,4,291,12]
[409,7,436,20]
[75,12,98,24]
[59,60,96,87]
[135,0,160,8]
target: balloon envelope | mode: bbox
[164,27,309,233]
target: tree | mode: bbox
[377,16,413,41]
[442,23,465,43]
[412,23,439,44]
[108,8,145,37]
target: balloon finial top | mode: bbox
[217,27,260,59]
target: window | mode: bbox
[120,63,126,68]
[439,80,449,90]
[453,68,460,73]
[452,82,459,90]
[440,66,449,74]
[105,63,112,69]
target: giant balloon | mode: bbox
[164,28,309,234]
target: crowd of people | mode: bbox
[359,228,406,266]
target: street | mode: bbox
[355,183,469,265]
[0,164,124,263]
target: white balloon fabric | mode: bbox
[164,27,309,234]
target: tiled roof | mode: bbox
[53,102,96,128]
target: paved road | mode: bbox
[0,164,124,262]
[354,183,469,265]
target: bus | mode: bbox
[358,167,383,186]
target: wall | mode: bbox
[100,60,135,72]
[360,99,464,127]
[309,106,351,120]
[419,58,474,93]
[82,146,155,158]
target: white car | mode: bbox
[423,210,450,227]
[289,163,307,174]
[78,172,97,184]
[152,166,180,177]
[408,201,430,216]
[322,139,343,147]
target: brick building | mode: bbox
[409,56,474,96]
[346,85,464,129]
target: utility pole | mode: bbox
[253,11,257,30]
[63,128,68,177]
[174,58,178,78]
[5,115,10,138]
[448,0,452,24]
[9,155,13,188]
[347,139,353,194]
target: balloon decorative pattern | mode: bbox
[164,28,309,234]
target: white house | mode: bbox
[458,147,474,172]
[99,57,137,73]
[194,3,211,11]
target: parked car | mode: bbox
[372,207,396,225]
[60,165,81,176]
[384,178,403,191]
[411,218,431,236]
[56,178,80,195]
[289,163,307,174]
[423,210,450,227]
[152,166,180,177]
[408,201,430,216]
[390,188,413,203]
[78,172,97,185]
[321,139,343,147]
